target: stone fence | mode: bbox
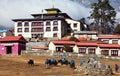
[21,50,120,60]
[21,50,51,56]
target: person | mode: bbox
[45,59,49,69]
[115,64,119,72]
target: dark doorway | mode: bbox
[6,46,12,54]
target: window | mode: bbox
[53,21,58,25]
[88,48,95,54]
[24,22,29,26]
[103,40,109,43]
[46,27,51,31]
[79,48,86,54]
[32,22,43,26]
[18,28,22,32]
[111,50,118,56]
[25,28,29,32]
[53,33,57,37]
[56,47,63,52]
[112,40,118,44]
[73,23,77,27]
[31,28,43,32]
[17,22,22,26]
[46,21,50,26]
[53,27,58,31]
[38,28,43,32]
[18,34,22,36]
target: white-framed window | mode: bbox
[53,21,58,25]
[53,27,58,31]
[88,48,95,54]
[46,27,51,31]
[79,48,86,54]
[24,22,29,26]
[111,50,118,56]
[18,28,22,32]
[25,28,29,32]
[17,22,22,27]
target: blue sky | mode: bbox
[0,0,120,27]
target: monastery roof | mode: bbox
[98,34,120,39]
[0,36,27,43]
[12,17,64,22]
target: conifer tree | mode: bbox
[89,0,116,34]
[113,24,120,34]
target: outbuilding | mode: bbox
[0,36,27,55]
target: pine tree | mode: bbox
[88,0,116,34]
[113,24,120,34]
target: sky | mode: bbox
[0,0,120,28]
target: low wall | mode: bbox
[21,50,51,56]
[21,51,120,60]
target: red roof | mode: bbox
[76,42,97,47]
[98,34,120,39]
[0,36,27,42]
[78,37,87,41]
[98,44,120,48]
[51,39,120,48]
[59,38,70,41]
[52,40,76,45]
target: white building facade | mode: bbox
[13,8,81,40]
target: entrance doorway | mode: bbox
[6,46,12,54]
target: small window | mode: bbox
[17,22,22,26]
[46,27,51,31]
[111,50,118,56]
[32,22,43,26]
[38,28,43,32]
[53,27,58,31]
[46,21,51,26]
[53,21,58,25]
[18,34,22,36]
[79,48,86,54]
[88,48,95,54]
[73,23,77,27]
[18,28,22,32]
[25,28,29,32]
[103,40,109,43]
[24,22,29,26]
[53,33,57,37]
[112,40,118,44]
